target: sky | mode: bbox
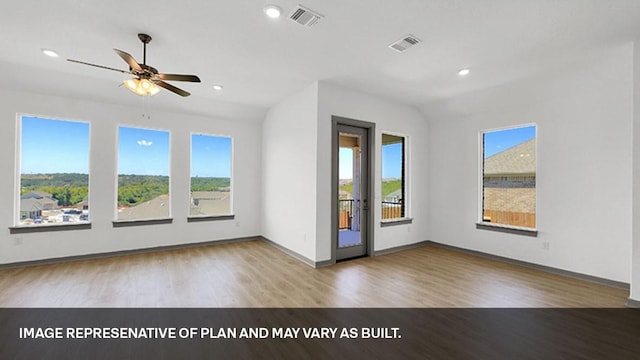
[21,118,231,177]
[191,134,231,178]
[21,116,89,174]
[484,125,536,158]
[118,126,170,176]
[23,115,529,178]
[339,148,353,179]
[382,142,402,179]
[339,142,402,180]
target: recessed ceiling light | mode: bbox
[41,49,59,58]
[458,68,470,76]
[263,4,282,19]
[213,84,223,91]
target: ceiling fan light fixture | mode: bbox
[123,78,160,96]
[148,83,160,95]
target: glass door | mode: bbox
[336,124,368,260]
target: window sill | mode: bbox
[476,222,538,237]
[112,218,173,228]
[187,214,235,223]
[381,218,413,227]
[10,223,91,234]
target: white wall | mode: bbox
[316,82,430,262]
[0,89,263,264]
[423,44,634,283]
[632,40,640,300]
[261,83,319,261]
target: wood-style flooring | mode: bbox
[0,240,628,307]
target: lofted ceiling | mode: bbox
[1,0,640,120]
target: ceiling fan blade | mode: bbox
[113,49,142,72]
[153,80,191,97]
[156,73,201,82]
[67,59,132,74]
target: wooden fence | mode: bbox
[382,206,402,220]
[339,211,351,229]
[483,210,535,228]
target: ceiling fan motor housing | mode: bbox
[138,33,152,44]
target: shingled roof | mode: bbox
[484,138,536,176]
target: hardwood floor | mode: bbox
[0,239,628,307]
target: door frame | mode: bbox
[331,116,375,262]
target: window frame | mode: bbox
[477,123,538,236]
[12,113,92,232]
[113,124,172,225]
[187,132,234,221]
[380,131,412,226]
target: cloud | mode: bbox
[137,140,153,147]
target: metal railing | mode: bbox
[338,199,355,229]
[340,199,405,227]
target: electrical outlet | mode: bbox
[14,237,23,246]
[542,241,550,250]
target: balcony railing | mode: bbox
[339,199,404,229]
[339,199,355,229]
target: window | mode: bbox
[116,126,170,221]
[17,115,90,226]
[481,125,536,229]
[190,134,232,217]
[381,133,406,220]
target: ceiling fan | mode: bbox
[67,33,200,97]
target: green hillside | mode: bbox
[381,179,402,197]
[117,175,169,206]
[339,179,401,198]
[20,173,230,207]
[21,173,88,206]
[190,177,230,191]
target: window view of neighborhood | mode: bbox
[190,134,232,217]
[482,125,536,228]
[18,116,90,226]
[117,126,170,221]
[381,134,406,220]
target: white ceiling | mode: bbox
[1,0,639,120]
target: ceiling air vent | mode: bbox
[389,35,421,53]
[289,5,323,27]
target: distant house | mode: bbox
[21,190,52,199]
[77,196,89,210]
[117,194,170,220]
[21,191,59,210]
[384,189,402,203]
[483,138,536,226]
[190,191,231,216]
[20,198,43,220]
